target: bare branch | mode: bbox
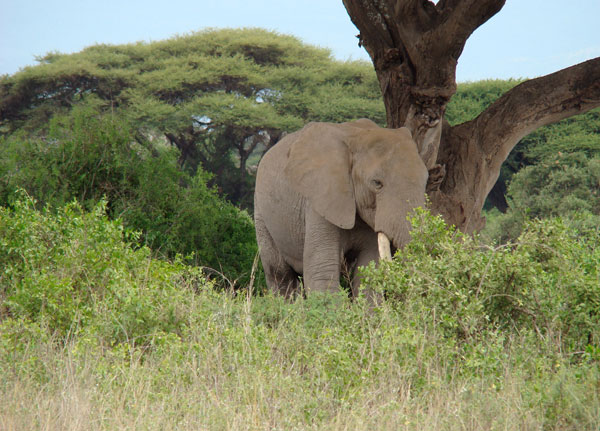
[464,56,600,170]
[431,57,600,233]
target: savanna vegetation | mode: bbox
[0,28,385,209]
[1,28,599,430]
[1,196,598,429]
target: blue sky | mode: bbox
[1,0,599,82]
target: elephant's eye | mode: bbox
[371,179,383,190]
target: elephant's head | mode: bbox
[284,119,428,259]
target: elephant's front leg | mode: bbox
[351,234,383,305]
[302,207,342,294]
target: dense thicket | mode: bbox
[363,209,600,353]
[0,194,208,341]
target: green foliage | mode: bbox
[483,148,600,243]
[445,79,521,125]
[498,109,600,201]
[0,107,257,284]
[4,28,597,218]
[1,200,599,428]
[448,83,600,216]
[1,202,599,429]
[522,109,600,161]
[2,32,600,427]
[1,28,385,208]
[2,102,137,209]
[362,208,600,354]
[0,192,208,343]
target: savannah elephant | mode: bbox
[254,119,428,299]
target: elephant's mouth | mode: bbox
[377,232,393,261]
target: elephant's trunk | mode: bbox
[374,192,424,261]
[377,232,393,261]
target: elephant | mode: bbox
[254,118,428,299]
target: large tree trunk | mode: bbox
[343,0,600,233]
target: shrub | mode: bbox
[0,107,258,284]
[0,192,209,344]
[361,208,600,354]
[1,200,598,429]
[484,152,600,243]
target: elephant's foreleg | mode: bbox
[351,238,383,305]
[302,207,342,294]
[268,266,301,299]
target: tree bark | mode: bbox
[342,0,505,168]
[343,0,600,233]
[431,57,600,233]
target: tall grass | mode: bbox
[2,295,598,430]
[1,196,599,430]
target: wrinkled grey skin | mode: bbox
[254,119,428,299]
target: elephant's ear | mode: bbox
[284,124,356,229]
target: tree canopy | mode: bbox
[0,28,385,208]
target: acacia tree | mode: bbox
[343,0,600,233]
[0,29,385,209]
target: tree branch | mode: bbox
[461,56,600,172]
[432,57,600,233]
[392,0,438,34]
[342,0,394,58]
[342,0,506,136]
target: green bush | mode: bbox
[1,200,598,429]
[361,208,600,354]
[0,192,209,344]
[484,152,600,243]
[0,106,258,284]
[445,79,521,125]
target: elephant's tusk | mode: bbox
[377,232,393,261]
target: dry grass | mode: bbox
[0,365,565,430]
[2,309,598,431]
